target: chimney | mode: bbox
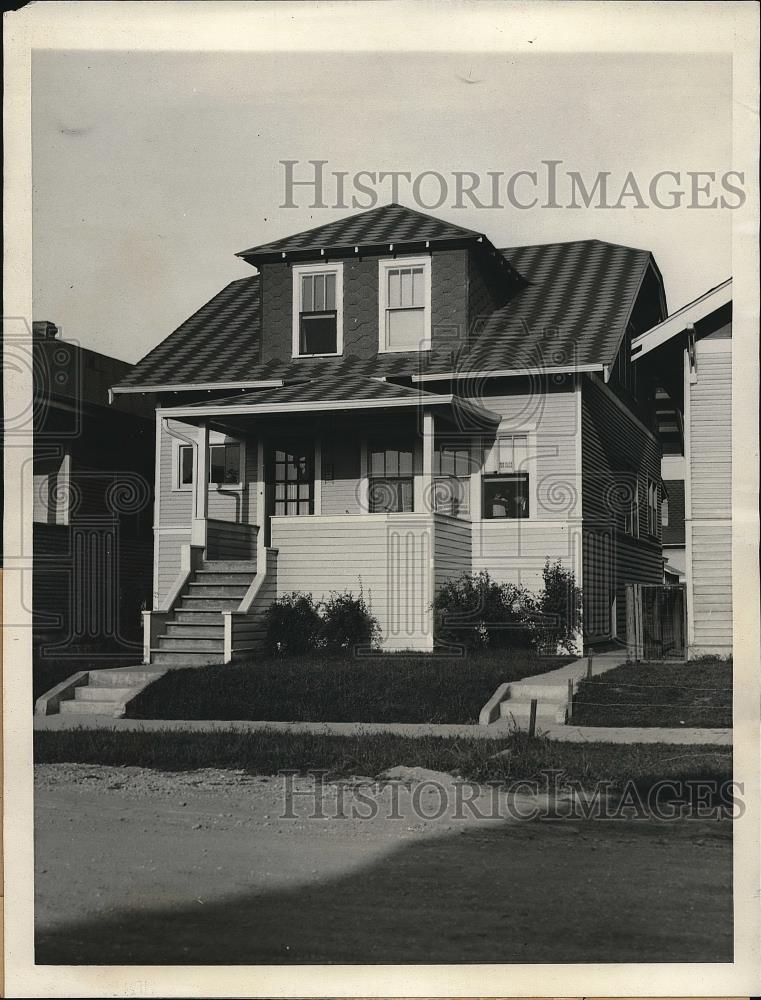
[33,321,59,339]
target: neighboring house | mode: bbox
[32,322,155,660]
[111,204,667,665]
[632,279,732,658]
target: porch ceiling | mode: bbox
[159,375,501,428]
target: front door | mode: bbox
[265,440,314,543]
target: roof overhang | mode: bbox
[159,392,501,425]
[111,378,287,396]
[631,278,732,361]
[412,362,604,383]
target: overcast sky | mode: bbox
[33,49,733,362]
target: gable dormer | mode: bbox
[236,204,524,364]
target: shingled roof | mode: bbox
[236,203,487,263]
[114,226,656,393]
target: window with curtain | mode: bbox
[481,434,529,519]
[380,258,430,351]
[368,445,415,512]
[433,443,471,517]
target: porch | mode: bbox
[148,380,501,660]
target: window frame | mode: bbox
[173,435,245,492]
[378,255,432,354]
[367,444,416,513]
[292,261,344,359]
[646,476,660,538]
[433,442,472,518]
[479,432,535,520]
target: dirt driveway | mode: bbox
[35,763,732,965]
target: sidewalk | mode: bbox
[33,713,732,745]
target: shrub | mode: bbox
[531,559,582,654]
[264,592,321,655]
[433,571,533,650]
[318,590,380,654]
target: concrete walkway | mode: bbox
[33,713,732,745]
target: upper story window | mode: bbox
[292,262,343,358]
[378,256,431,353]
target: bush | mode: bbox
[433,571,533,650]
[531,559,582,654]
[264,589,380,656]
[264,592,321,655]
[318,590,380,655]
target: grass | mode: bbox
[127,649,570,724]
[34,727,732,796]
[571,659,732,728]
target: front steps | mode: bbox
[35,668,165,718]
[150,561,256,667]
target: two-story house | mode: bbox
[111,204,667,665]
[632,279,733,657]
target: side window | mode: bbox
[368,446,415,513]
[433,444,471,518]
[481,435,530,519]
[176,441,243,490]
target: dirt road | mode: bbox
[35,763,732,964]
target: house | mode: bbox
[110,204,668,665]
[32,321,155,661]
[632,279,732,658]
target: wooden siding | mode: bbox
[581,375,663,641]
[206,520,258,561]
[433,514,472,591]
[271,514,436,650]
[155,530,188,608]
[687,339,732,654]
[472,521,581,594]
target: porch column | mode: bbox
[421,410,434,513]
[191,422,209,546]
[256,438,267,556]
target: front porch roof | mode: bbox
[158,375,501,426]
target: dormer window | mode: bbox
[292,262,343,358]
[378,256,431,352]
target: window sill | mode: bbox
[172,484,244,493]
[292,351,343,360]
[378,343,431,355]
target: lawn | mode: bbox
[35,727,732,797]
[571,659,732,728]
[127,649,570,724]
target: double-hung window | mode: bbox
[482,435,530,519]
[433,444,471,517]
[368,446,415,513]
[378,257,431,352]
[293,263,343,357]
[617,471,639,536]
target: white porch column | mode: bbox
[256,438,266,558]
[191,422,209,546]
[421,410,434,513]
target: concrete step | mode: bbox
[60,699,122,715]
[75,685,133,702]
[508,683,572,701]
[165,623,225,638]
[158,636,224,652]
[171,610,225,625]
[187,583,249,599]
[178,597,241,611]
[89,669,164,687]
[150,650,225,667]
[500,700,566,724]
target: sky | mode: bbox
[32,49,733,363]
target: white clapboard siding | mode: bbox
[688,339,732,654]
[155,531,189,607]
[471,520,580,593]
